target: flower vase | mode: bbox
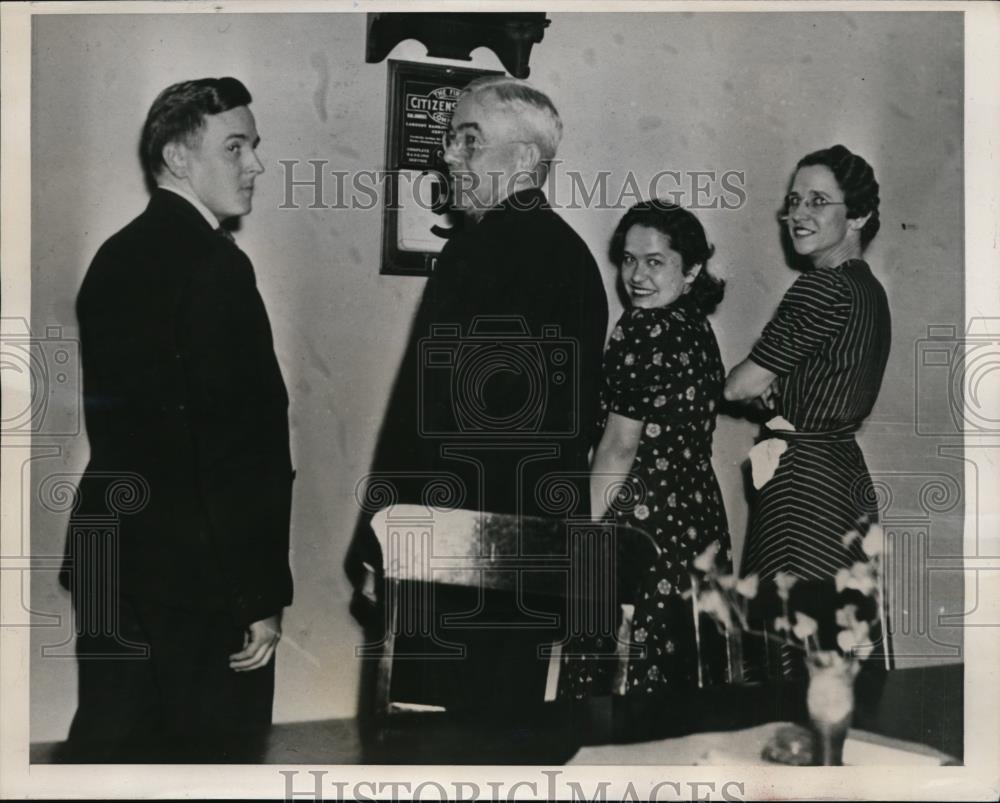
[805,651,860,766]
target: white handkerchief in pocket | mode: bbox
[748,416,796,489]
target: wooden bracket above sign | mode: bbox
[366,12,550,79]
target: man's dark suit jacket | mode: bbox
[345,187,608,713]
[61,189,293,626]
[367,186,609,522]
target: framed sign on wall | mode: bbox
[380,60,502,276]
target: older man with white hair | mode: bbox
[443,75,563,218]
[350,76,608,717]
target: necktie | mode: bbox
[216,227,236,244]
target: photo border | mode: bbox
[2,1,997,800]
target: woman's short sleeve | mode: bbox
[605,309,717,423]
[750,270,850,376]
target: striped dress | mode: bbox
[741,259,891,582]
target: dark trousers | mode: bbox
[60,596,274,763]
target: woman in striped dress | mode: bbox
[724,145,890,673]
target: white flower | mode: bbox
[699,590,733,630]
[611,326,624,341]
[678,352,690,366]
[645,423,662,438]
[652,352,663,366]
[835,567,851,593]
[685,386,697,401]
[792,612,818,641]
[650,324,662,338]
[774,616,791,633]
[846,562,877,595]
[693,541,720,572]
[836,620,871,655]
[774,571,799,601]
[862,524,885,558]
[841,529,862,548]
[634,627,648,643]
[835,604,858,629]
[667,493,677,507]
[736,575,759,599]
[634,504,650,521]
[656,457,669,470]
[657,578,672,595]
[653,395,667,408]
[836,630,857,653]
[624,353,636,366]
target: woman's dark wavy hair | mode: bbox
[140,77,252,184]
[609,200,725,313]
[796,144,881,247]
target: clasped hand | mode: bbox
[759,380,780,411]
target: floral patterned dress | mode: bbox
[559,292,732,698]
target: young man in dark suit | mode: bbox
[59,77,293,762]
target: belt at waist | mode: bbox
[762,423,860,444]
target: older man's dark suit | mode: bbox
[347,187,608,717]
[60,188,293,761]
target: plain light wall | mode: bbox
[30,11,964,742]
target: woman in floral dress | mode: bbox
[560,200,732,698]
